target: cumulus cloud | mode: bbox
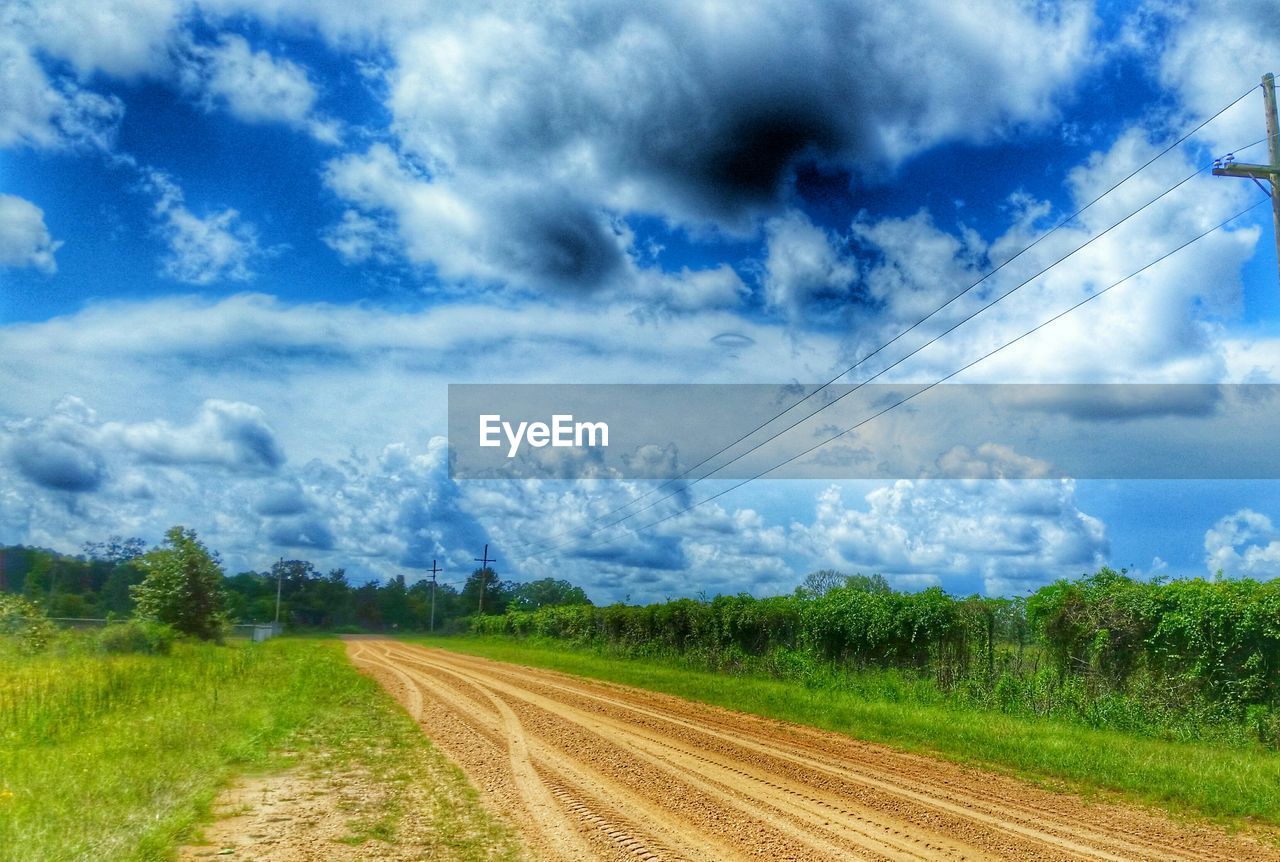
[15,0,182,80]
[106,400,285,473]
[181,34,340,142]
[0,194,62,274]
[1204,508,1280,579]
[5,396,106,493]
[324,144,630,294]
[795,479,1108,594]
[321,209,396,264]
[311,0,1094,293]
[762,210,857,323]
[145,170,264,284]
[1152,0,1280,154]
[0,32,123,151]
[2,395,284,503]
[825,125,1262,386]
[0,400,495,579]
[382,1,1092,224]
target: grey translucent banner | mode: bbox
[447,383,1280,480]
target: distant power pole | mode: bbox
[274,557,284,626]
[474,544,495,613]
[428,559,442,633]
[1213,72,1280,287]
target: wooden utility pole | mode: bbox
[474,544,495,613]
[274,557,284,626]
[428,559,441,633]
[1213,73,1280,285]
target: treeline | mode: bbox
[472,569,1280,745]
[0,540,590,632]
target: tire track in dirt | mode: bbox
[347,639,1280,862]
[415,651,1187,861]
[389,647,991,862]
[412,647,1259,862]
[350,641,701,862]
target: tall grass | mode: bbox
[0,635,521,862]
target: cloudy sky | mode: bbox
[3,0,1280,601]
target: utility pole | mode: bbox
[428,559,441,633]
[1213,73,1280,286]
[274,557,284,627]
[474,544,495,614]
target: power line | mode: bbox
[530,198,1268,559]
[523,136,1266,556]
[514,85,1262,554]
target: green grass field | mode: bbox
[410,635,1280,831]
[0,635,521,862]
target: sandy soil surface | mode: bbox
[348,638,1280,862]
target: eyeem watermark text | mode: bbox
[479,414,610,458]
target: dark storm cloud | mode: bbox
[493,192,627,292]
[223,414,285,470]
[253,480,309,516]
[1011,384,1224,421]
[632,95,846,223]
[394,487,491,570]
[11,437,105,492]
[382,0,1093,240]
[569,535,687,571]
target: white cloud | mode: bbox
[762,211,857,322]
[1153,0,1280,155]
[0,194,62,274]
[15,0,182,80]
[0,32,123,151]
[321,209,395,264]
[324,143,631,294]
[0,292,840,590]
[145,170,264,284]
[309,0,1095,293]
[1204,508,1280,579]
[794,478,1108,595]
[834,126,1262,386]
[182,34,340,143]
[105,400,285,473]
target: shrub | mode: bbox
[0,594,56,654]
[98,619,176,655]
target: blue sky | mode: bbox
[3,0,1280,601]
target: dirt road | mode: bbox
[348,639,1280,862]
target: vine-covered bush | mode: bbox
[0,594,56,654]
[470,567,1280,739]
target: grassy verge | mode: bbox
[409,635,1280,830]
[0,636,522,862]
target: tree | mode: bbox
[798,569,891,598]
[82,536,146,565]
[512,577,592,610]
[130,527,228,640]
[462,567,511,615]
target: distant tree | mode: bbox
[82,536,146,565]
[512,577,592,610]
[83,536,147,616]
[461,567,511,615]
[798,569,845,597]
[130,527,228,641]
[844,573,892,594]
[798,569,891,597]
